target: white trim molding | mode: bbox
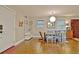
[14,39,25,46]
[33,35,40,38]
[73,38,79,41]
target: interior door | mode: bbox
[71,19,79,38]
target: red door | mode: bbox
[71,19,79,38]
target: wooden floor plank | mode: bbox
[2,38,79,54]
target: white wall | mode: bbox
[15,13,25,44]
[0,6,26,52]
[0,6,16,52]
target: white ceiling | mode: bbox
[7,5,79,17]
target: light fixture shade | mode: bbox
[48,22,52,25]
[49,16,56,22]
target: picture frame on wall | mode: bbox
[19,20,23,27]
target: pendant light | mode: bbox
[49,16,56,22]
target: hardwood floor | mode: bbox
[2,38,79,54]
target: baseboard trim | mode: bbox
[14,39,25,46]
[0,46,15,54]
[33,36,40,38]
[73,38,79,41]
[24,37,33,41]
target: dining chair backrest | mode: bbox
[44,32,47,42]
[39,32,43,40]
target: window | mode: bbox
[37,20,44,28]
[55,20,66,30]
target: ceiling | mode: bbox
[7,5,79,17]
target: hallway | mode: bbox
[3,38,79,54]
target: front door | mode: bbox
[71,19,79,38]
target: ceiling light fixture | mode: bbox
[49,16,56,22]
